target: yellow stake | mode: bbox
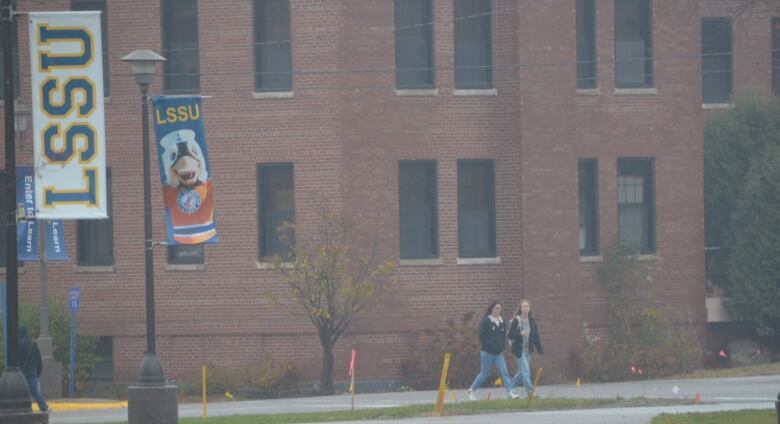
[202,365,207,420]
[434,353,452,414]
[576,377,581,388]
[526,367,543,406]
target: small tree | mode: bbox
[264,210,395,395]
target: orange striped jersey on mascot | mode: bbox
[160,129,216,244]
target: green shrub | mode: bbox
[185,361,304,398]
[0,300,99,394]
[400,312,482,390]
[576,244,701,381]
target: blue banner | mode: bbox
[16,166,38,262]
[15,166,69,262]
[152,96,218,245]
[45,221,69,261]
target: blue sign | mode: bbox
[68,287,80,312]
[45,221,69,261]
[16,166,38,262]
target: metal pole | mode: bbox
[2,0,18,371]
[38,221,52,359]
[68,311,75,398]
[140,85,155,356]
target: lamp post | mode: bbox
[122,50,177,424]
[0,0,47,422]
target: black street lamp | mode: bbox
[121,50,178,424]
[0,0,47,422]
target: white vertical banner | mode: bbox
[29,12,107,219]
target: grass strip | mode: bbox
[175,397,691,424]
[652,409,775,424]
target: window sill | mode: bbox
[256,261,295,270]
[636,254,658,262]
[75,265,115,273]
[252,91,294,100]
[580,255,603,263]
[453,88,497,97]
[456,257,501,265]
[0,267,26,274]
[576,88,600,96]
[399,258,443,267]
[165,263,206,271]
[702,103,733,110]
[395,88,438,97]
[614,87,657,96]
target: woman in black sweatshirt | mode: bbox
[467,301,520,400]
[507,299,543,397]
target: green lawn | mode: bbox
[652,409,775,424]
[173,398,688,424]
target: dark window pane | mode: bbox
[162,0,200,93]
[615,0,653,88]
[701,18,732,104]
[0,19,20,100]
[87,336,113,382]
[72,0,110,96]
[78,170,113,266]
[258,164,295,259]
[454,0,492,89]
[774,18,780,96]
[576,0,597,88]
[578,159,598,255]
[458,160,496,257]
[254,0,292,91]
[168,243,204,264]
[399,161,437,259]
[617,158,655,253]
[395,0,434,89]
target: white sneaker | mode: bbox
[509,391,521,399]
[468,389,477,401]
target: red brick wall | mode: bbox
[6,0,765,385]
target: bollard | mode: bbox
[775,392,779,424]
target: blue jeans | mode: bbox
[25,375,48,412]
[511,351,533,395]
[469,351,515,395]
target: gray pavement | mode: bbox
[49,374,780,423]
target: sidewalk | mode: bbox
[46,374,780,423]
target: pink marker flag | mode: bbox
[719,349,727,358]
[349,349,356,377]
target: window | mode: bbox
[254,0,292,91]
[72,0,110,96]
[576,0,597,89]
[617,158,655,253]
[395,0,434,89]
[162,0,200,93]
[258,164,294,259]
[458,160,496,257]
[454,0,492,89]
[78,169,114,266]
[399,161,437,259]
[0,18,20,100]
[772,18,780,96]
[168,244,204,265]
[578,159,598,256]
[88,337,113,382]
[701,18,732,104]
[614,0,652,88]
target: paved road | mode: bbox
[49,375,780,423]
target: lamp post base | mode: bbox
[127,384,178,424]
[0,368,48,423]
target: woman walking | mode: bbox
[507,299,543,397]
[468,301,520,400]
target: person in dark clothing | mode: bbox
[468,302,520,400]
[507,299,543,397]
[19,326,48,412]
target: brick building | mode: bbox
[3,0,776,386]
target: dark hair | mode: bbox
[485,301,501,317]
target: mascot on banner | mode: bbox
[153,96,218,245]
